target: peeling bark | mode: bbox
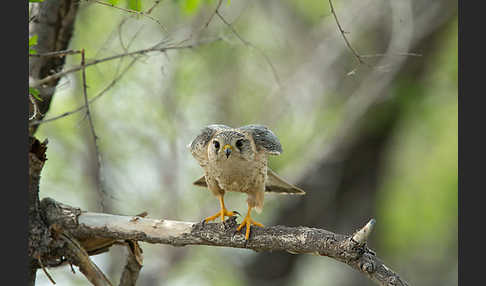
[41,198,409,286]
[28,137,49,286]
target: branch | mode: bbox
[328,0,368,66]
[88,0,168,34]
[215,11,282,87]
[29,38,220,88]
[29,0,80,135]
[42,198,409,286]
[29,55,139,127]
[58,231,113,286]
[118,240,143,286]
[81,49,106,212]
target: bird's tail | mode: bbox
[265,168,306,195]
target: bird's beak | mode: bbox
[223,144,232,158]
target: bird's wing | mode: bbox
[238,124,283,155]
[192,168,305,195]
[188,124,231,165]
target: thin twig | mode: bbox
[30,38,220,88]
[29,94,40,121]
[176,0,224,47]
[215,11,281,87]
[89,0,168,34]
[81,49,105,212]
[29,56,139,127]
[37,256,56,285]
[29,49,82,58]
[203,0,223,31]
[328,0,368,66]
[29,37,219,127]
[70,263,76,274]
[359,52,422,58]
[145,0,161,15]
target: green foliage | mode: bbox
[29,35,38,55]
[29,0,45,2]
[127,0,142,11]
[286,0,330,24]
[377,19,458,258]
[181,0,202,14]
[174,0,218,15]
[29,88,43,101]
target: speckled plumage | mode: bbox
[189,124,304,214]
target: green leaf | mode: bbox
[29,0,45,2]
[29,35,38,48]
[29,49,37,55]
[108,0,120,5]
[29,88,43,101]
[127,0,142,11]
[182,0,201,14]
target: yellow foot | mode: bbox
[204,208,238,223]
[236,213,264,240]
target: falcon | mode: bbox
[189,124,305,240]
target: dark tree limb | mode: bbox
[29,0,80,135]
[28,137,49,286]
[40,198,408,286]
[118,240,144,286]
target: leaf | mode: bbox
[127,0,142,11]
[29,0,45,2]
[108,0,120,5]
[29,35,38,48]
[183,0,201,14]
[29,88,43,101]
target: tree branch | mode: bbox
[118,240,143,286]
[29,38,221,89]
[29,0,80,135]
[41,198,409,286]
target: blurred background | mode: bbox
[32,0,457,285]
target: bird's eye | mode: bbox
[235,139,243,149]
[213,141,220,149]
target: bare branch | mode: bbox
[145,0,161,14]
[215,11,282,87]
[203,0,223,31]
[352,218,376,245]
[59,232,113,286]
[328,0,368,66]
[88,0,168,34]
[29,56,139,127]
[81,49,106,212]
[42,198,409,286]
[29,38,220,88]
[37,256,56,285]
[118,240,143,286]
[176,0,223,46]
[29,49,82,58]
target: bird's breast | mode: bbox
[208,157,266,193]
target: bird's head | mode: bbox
[208,131,254,161]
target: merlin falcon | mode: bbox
[189,124,305,240]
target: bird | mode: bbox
[188,124,305,240]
